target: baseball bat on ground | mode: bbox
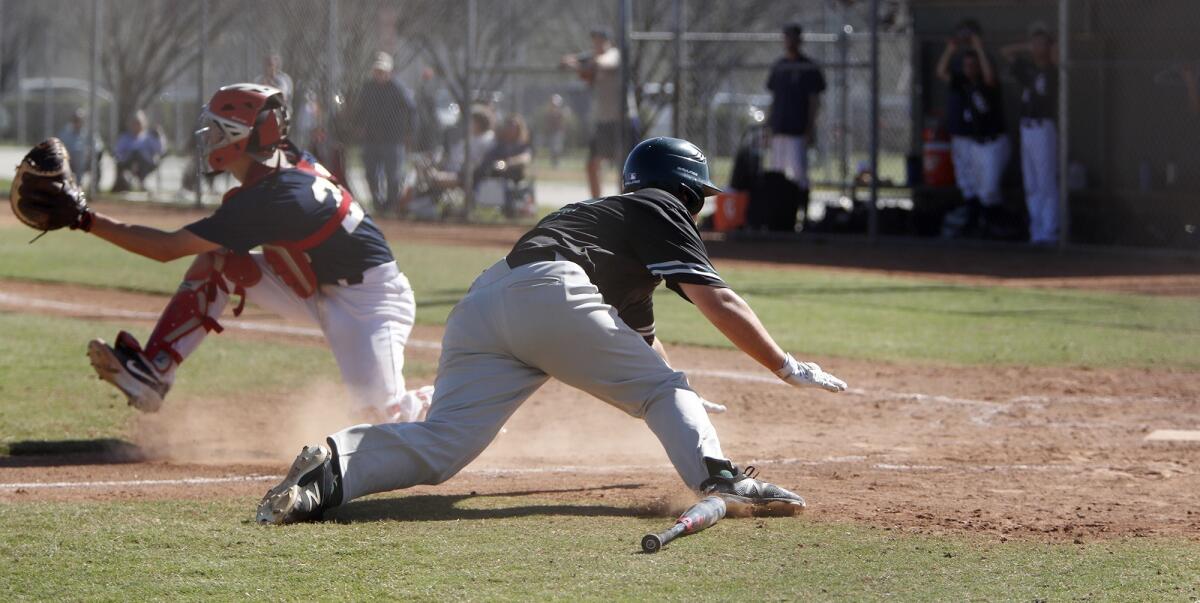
[641,495,727,553]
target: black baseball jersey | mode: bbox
[950,73,1006,139]
[508,188,728,342]
[186,152,394,284]
[1012,58,1057,120]
[766,54,827,137]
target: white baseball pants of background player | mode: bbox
[950,135,978,200]
[167,256,422,419]
[327,258,726,502]
[967,135,1011,207]
[769,134,810,188]
[1020,118,1059,244]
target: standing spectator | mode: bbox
[292,89,321,151]
[112,110,165,193]
[410,66,444,155]
[561,29,626,198]
[766,22,826,199]
[57,108,102,186]
[355,51,416,214]
[937,27,1009,232]
[543,94,568,167]
[1003,22,1059,244]
[255,52,294,106]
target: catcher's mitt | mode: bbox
[10,137,92,232]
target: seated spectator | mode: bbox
[399,104,496,218]
[475,114,532,184]
[57,108,102,186]
[112,110,165,192]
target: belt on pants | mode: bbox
[505,247,559,269]
[1021,118,1055,127]
[331,261,401,287]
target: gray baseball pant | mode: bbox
[328,258,727,502]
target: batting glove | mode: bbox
[776,353,847,392]
[700,398,727,414]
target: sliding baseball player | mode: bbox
[9,84,432,422]
[257,137,847,525]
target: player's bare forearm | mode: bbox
[936,42,956,81]
[89,213,220,263]
[972,35,997,86]
[650,336,671,366]
[680,283,787,373]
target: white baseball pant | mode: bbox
[953,135,1010,207]
[950,135,978,200]
[166,256,420,418]
[1020,119,1059,244]
[327,258,727,502]
[769,134,810,188]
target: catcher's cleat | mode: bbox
[699,457,806,516]
[87,331,170,412]
[257,442,343,525]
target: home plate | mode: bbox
[1144,430,1200,442]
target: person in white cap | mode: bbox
[353,51,416,215]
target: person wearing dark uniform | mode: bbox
[1003,22,1059,244]
[258,138,849,525]
[766,22,827,192]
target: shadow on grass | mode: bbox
[330,484,665,523]
[0,438,145,467]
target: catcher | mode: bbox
[9,84,432,422]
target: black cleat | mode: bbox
[257,443,343,525]
[87,331,170,412]
[699,457,806,516]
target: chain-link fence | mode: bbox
[1,0,1196,248]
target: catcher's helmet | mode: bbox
[621,137,721,214]
[196,83,289,173]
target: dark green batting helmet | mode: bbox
[621,137,722,214]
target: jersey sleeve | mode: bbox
[812,65,828,94]
[629,200,728,301]
[618,294,657,344]
[184,187,302,253]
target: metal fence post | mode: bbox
[671,0,684,138]
[867,0,880,241]
[618,0,632,157]
[1057,0,1070,248]
[88,0,101,198]
[16,47,25,144]
[195,0,207,208]
[838,21,850,197]
[43,31,53,140]
[463,0,477,216]
[327,0,340,116]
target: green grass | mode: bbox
[1,496,1197,600]
[4,224,1199,368]
[0,312,433,448]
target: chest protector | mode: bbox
[223,154,357,300]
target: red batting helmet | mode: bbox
[196,83,289,173]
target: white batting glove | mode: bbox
[775,353,847,392]
[700,398,727,414]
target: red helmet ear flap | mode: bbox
[249,107,286,152]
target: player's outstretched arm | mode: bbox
[89,213,220,263]
[680,282,846,392]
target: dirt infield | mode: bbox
[2,279,1198,542]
